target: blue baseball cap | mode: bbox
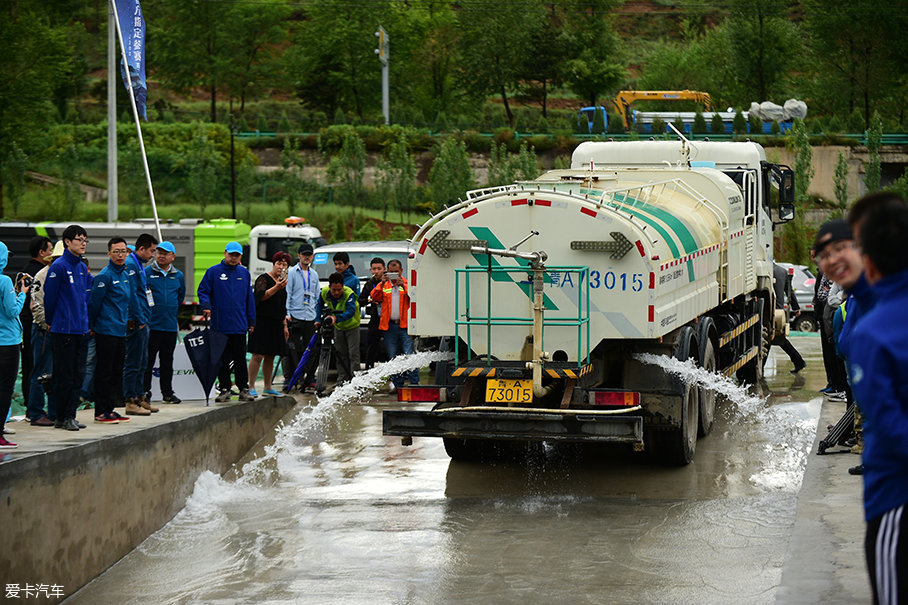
[225,241,243,254]
[157,241,176,254]
[127,244,136,252]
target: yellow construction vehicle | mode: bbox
[614,90,712,130]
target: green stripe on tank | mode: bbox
[610,192,700,254]
[468,226,558,310]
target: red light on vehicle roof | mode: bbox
[398,387,443,402]
[591,391,640,406]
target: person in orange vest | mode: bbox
[370,259,418,393]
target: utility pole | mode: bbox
[230,114,236,219]
[107,2,118,221]
[375,26,389,125]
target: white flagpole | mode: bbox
[109,0,162,242]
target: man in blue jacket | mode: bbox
[333,251,361,296]
[144,241,185,404]
[88,237,132,424]
[198,241,256,403]
[43,225,91,431]
[848,198,908,604]
[123,233,158,415]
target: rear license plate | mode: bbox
[485,378,533,404]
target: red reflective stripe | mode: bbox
[410,270,416,286]
[580,207,597,218]
[419,238,428,255]
[410,302,416,318]
[511,199,527,206]
[648,305,654,322]
[462,208,478,219]
[635,240,645,256]
[536,199,551,206]
[649,272,655,289]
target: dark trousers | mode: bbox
[20,320,32,409]
[144,330,177,397]
[778,337,805,368]
[52,333,88,421]
[0,344,20,428]
[93,333,126,416]
[217,333,249,391]
[866,503,908,605]
[285,318,316,382]
[819,313,848,390]
[363,318,383,369]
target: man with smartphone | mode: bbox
[370,259,419,391]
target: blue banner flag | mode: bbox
[116,0,147,120]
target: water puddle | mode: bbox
[634,353,816,491]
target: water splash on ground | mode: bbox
[634,353,816,491]
[238,350,452,485]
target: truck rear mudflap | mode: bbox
[382,407,643,445]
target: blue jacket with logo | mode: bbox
[88,260,130,337]
[341,265,360,296]
[44,249,90,335]
[197,261,255,334]
[146,262,185,332]
[0,242,26,346]
[849,269,908,521]
[836,273,877,365]
[125,251,151,325]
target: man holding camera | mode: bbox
[316,272,360,386]
[370,258,418,391]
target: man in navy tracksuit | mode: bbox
[88,237,132,424]
[848,198,908,605]
[123,233,158,415]
[43,225,91,431]
[144,241,186,404]
[198,241,256,403]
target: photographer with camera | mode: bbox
[0,241,29,449]
[370,258,419,392]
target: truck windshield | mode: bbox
[311,250,407,281]
[257,237,314,262]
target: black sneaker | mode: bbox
[848,464,864,475]
[162,394,182,404]
[62,418,81,431]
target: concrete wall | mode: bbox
[0,396,297,601]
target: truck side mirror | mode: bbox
[779,168,795,203]
[779,203,795,222]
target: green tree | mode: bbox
[726,0,802,101]
[787,119,813,204]
[692,112,708,134]
[150,0,289,122]
[864,112,883,193]
[833,151,849,211]
[353,219,381,241]
[428,138,474,210]
[562,0,625,108]
[748,111,762,135]
[375,133,417,222]
[324,127,367,211]
[0,142,27,217]
[281,137,306,216]
[710,112,725,134]
[733,110,747,135]
[0,7,71,215]
[456,0,545,128]
[592,108,606,135]
[184,126,222,211]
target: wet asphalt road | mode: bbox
[69,335,825,604]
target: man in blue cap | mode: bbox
[198,241,256,403]
[144,241,186,404]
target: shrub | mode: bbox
[710,113,725,134]
[732,110,747,134]
[692,112,708,134]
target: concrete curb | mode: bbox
[0,395,298,601]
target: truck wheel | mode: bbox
[698,338,716,437]
[443,437,481,461]
[792,314,817,333]
[653,326,699,465]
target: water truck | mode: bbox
[383,139,795,464]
